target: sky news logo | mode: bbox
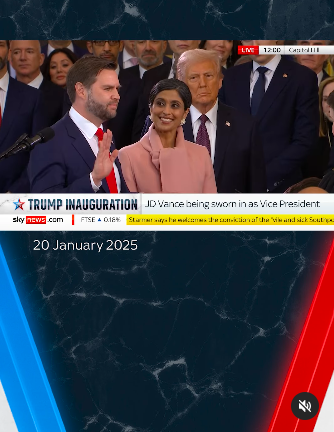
[26,216,46,224]
[12,216,63,224]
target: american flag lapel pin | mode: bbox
[283,74,288,78]
[225,121,231,127]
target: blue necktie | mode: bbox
[251,67,269,116]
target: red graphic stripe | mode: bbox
[267,241,334,431]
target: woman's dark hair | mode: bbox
[149,78,192,110]
[199,40,242,68]
[327,89,334,111]
[42,48,79,82]
[285,177,321,193]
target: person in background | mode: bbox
[119,40,137,69]
[41,40,88,59]
[234,55,252,66]
[0,40,46,193]
[118,79,217,193]
[42,48,78,88]
[199,40,241,69]
[29,56,128,193]
[121,40,171,81]
[140,49,267,193]
[220,39,319,192]
[131,41,201,142]
[167,41,201,78]
[87,41,123,69]
[324,89,334,170]
[302,77,334,178]
[9,40,65,127]
[284,177,324,193]
[296,40,330,86]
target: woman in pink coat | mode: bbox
[118,79,217,193]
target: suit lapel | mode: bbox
[213,103,233,179]
[182,113,194,142]
[65,114,109,192]
[0,78,24,147]
[256,57,292,120]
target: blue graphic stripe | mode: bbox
[0,244,66,432]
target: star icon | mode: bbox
[13,199,25,210]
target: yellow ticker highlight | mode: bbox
[127,215,334,225]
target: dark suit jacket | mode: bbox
[28,113,128,193]
[118,56,172,82]
[0,77,46,193]
[321,69,330,82]
[140,102,267,193]
[118,50,171,69]
[104,68,142,149]
[39,78,65,126]
[220,57,319,192]
[41,43,88,59]
[132,62,172,142]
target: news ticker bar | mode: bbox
[238,45,334,55]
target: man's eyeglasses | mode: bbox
[93,41,120,47]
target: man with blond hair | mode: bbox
[141,49,266,193]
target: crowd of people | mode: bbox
[1,39,334,194]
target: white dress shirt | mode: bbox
[168,55,176,79]
[69,107,121,193]
[8,63,16,79]
[0,72,9,116]
[27,72,44,89]
[122,47,138,69]
[250,55,282,100]
[47,42,74,56]
[190,100,218,164]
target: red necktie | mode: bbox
[95,128,118,193]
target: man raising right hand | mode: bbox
[29,55,128,193]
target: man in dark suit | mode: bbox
[29,56,128,193]
[120,40,171,82]
[220,40,319,192]
[296,40,330,86]
[41,40,88,60]
[9,40,65,127]
[132,41,201,142]
[0,40,46,193]
[85,40,141,150]
[141,49,266,193]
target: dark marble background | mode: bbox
[0,231,331,432]
[0,0,333,39]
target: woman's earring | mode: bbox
[180,119,186,126]
[149,115,153,121]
